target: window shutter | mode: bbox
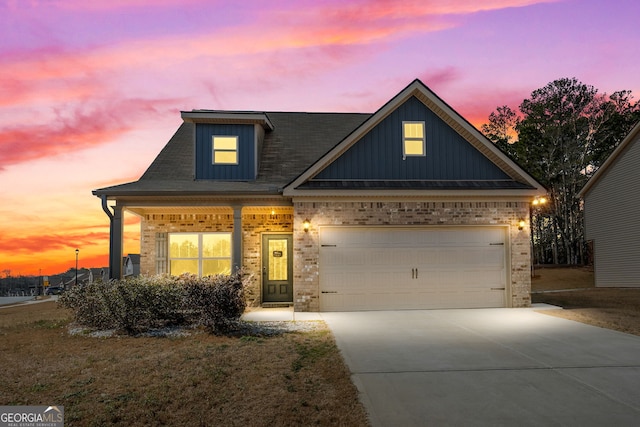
[155,232,168,274]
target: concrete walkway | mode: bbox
[242,306,324,321]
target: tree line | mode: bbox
[482,77,640,265]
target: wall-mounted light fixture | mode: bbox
[303,219,311,232]
[518,219,526,230]
[532,196,547,206]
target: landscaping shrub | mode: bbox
[59,270,248,335]
[181,271,248,333]
[58,281,112,329]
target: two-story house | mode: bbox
[93,79,545,312]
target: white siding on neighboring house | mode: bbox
[583,124,640,287]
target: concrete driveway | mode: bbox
[321,308,640,427]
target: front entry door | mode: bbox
[262,234,293,303]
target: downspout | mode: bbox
[100,195,122,280]
[101,195,114,220]
[100,195,114,280]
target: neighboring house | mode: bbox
[93,79,545,312]
[123,254,141,277]
[89,267,109,283]
[579,121,640,287]
[63,269,90,288]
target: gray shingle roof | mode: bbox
[93,111,370,196]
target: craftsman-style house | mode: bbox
[94,79,545,311]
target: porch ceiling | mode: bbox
[125,205,294,216]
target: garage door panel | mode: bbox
[319,227,507,311]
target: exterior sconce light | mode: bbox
[518,219,526,230]
[303,219,311,232]
[532,196,547,206]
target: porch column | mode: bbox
[232,206,243,271]
[110,205,124,280]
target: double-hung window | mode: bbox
[403,121,425,158]
[169,233,232,276]
[212,136,238,164]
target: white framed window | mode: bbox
[212,136,238,164]
[169,233,232,276]
[403,121,425,158]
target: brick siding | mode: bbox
[137,201,531,312]
[139,208,293,307]
[293,200,531,311]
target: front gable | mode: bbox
[313,96,510,181]
[284,79,544,196]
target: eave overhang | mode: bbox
[97,193,292,217]
[180,110,274,130]
[285,188,544,198]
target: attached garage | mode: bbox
[319,226,508,311]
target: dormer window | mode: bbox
[403,121,425,158]
[213,136,238,164]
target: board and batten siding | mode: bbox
[584,129,640,287]
[195,123,257,180]
[314,96,510,181]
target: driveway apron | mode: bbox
[321,308,640,427]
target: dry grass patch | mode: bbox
[540,307,640,337]
[531,266,594,291]
[532,267,640,337]
[0,302,368,426]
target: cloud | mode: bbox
[0,231,108,254]
[1,1,553,88]
[0,0,561,169]
[2,0,205,12]
[0,97,180,170]
[419,67,463,89]
[451,88,530,127]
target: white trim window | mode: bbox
[402,121,425,158]
[212,136,238,164]
[169,233,232,276]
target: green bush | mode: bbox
[59,271,248,335]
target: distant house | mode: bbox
[94,79,545,311]
[579,121,640,287]
[62,269,90,288]
[123,254,140,277]
[89,267,109,283]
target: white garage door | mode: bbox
[319,227,507,311]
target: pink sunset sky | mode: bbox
[1,0,638,276]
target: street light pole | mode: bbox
[75,248,79,286]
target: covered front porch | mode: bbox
[103,197,293,307]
